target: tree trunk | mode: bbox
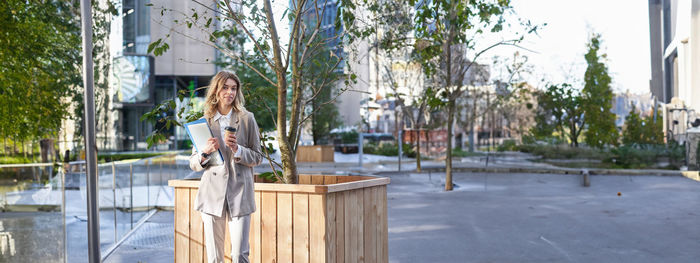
[445,99,455,191]
[570,120,578,147]
[469,92,476,152]
[394,108,399,139]
[416,127,422,172]
[264,0,297,184]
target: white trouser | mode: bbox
[200,208,250,263]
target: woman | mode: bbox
[189,70,262,263]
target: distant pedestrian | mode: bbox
[189,70,262,263]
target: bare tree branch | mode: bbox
[299,86,345,125]
[285,0,309,70]
[223,0,276,70]
[149,9,278,87]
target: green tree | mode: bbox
[642,111,664,145]
[408,0,540,191]
[0,0,83,157]
[214,25,277,132]
[623,105,664,146]
[621,104,643,145]
[532,83,585,147]
[144,0,367,183]
[300,37,342,145]
[582,33,618,148]
[307,54,341,145]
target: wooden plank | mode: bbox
[299,174,312,184]
[168,177,389,194]
[203,245,208,263]
[326,178,390,193]
[175,188,190,263]
[190,190,204,263]
[293,193,310,263]
[322,146,334,162]
[363,187,377,263]
[357,189,364,263]
[309,194,326,263]
[250,191,262,263]
[378,186,388,262]
[344,189,356,263]
[277,193,293,263]
[311,175,325,185]
[325,193,337,263]
[261,192,277,263]
[176,234,190,263]
[324,175,337,185]
[335,191,345,263]
[335,176,356,184]
[254,183,326,193]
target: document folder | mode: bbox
[184,118,224,165]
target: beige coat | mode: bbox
[189,110,263,217]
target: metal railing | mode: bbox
[0,151,190,262]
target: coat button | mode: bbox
[213,173,217,176]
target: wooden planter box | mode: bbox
[168,174,389,263]
[296,145,335,162]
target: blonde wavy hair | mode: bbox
[204,70,245,119]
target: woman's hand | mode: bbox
[224,132,238,153]
[203,137,219,155]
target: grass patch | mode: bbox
[0,156,33,164]
[452,148,485,157]
[98,152,173,163]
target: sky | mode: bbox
[262,0,652,95]
[491,0,652,94]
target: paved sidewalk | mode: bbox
[254,151,684,177]
[108,169,700,262]
[103,210,174,263]
[384,171,700,262]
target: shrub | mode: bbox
[521,135,536,145]
[605,143,684,169]
[359,142,415,157]
[339,131,359,144]
[402,143,416,158]
[375,143,398,156]
[515,144,609,160]
[497,140,518,152]
[362,142,377,155]
[452,147,484,157]
[606,145,657,168]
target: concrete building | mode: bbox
[648,0,700,142]
[341,1,428,136]
[60,0,226,153]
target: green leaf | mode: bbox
[147,38,162,54]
